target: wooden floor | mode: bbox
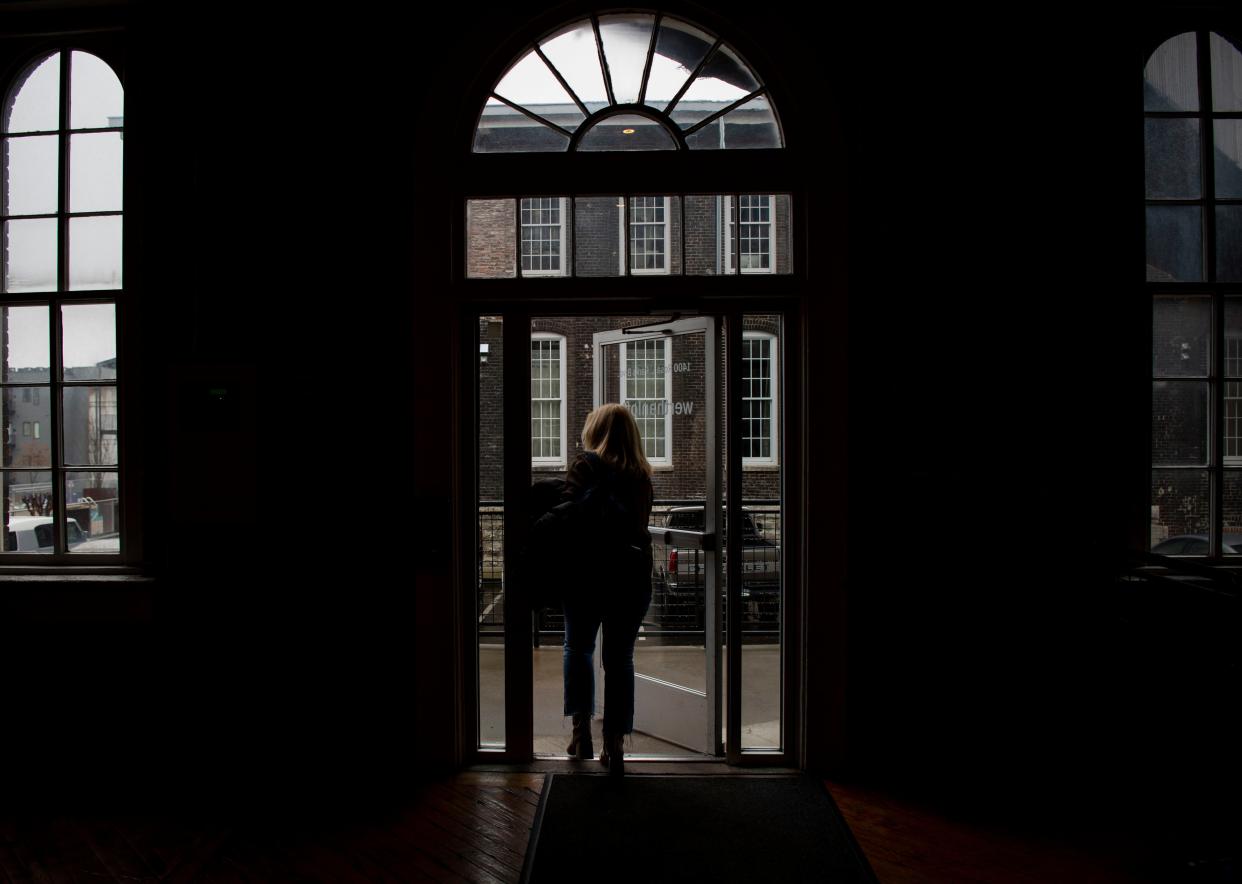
[0,771,1163,883]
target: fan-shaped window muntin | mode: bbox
[474,13,783,152]
[1,49,124,559]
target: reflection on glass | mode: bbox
[69,52,123,130]
[3,135,58,215]
[3,54,59,134]
[1145,119,1200,199]
[62,303,117,379]
[1152,381,1208,465]
[478,314,505,747]
[63,386,118,466]
[1223,472,1242,555]
[540,20,610,107]
[684,96,781,150]
[671,44,760,130]
[68,215,122,290]
[598,14,656,105]
[2,305,50,382]
[2,387,51,468]
[741,314,781,750]
[474,100,571,153]
[1151,469,1210,550]
[1215,120,1242,198]
[2,470,54,553]
[1226,300,1242,378]
[467,199,516,278]
[645,18,714,111]
[574,197,623,276]
[1211,32,1242,112]
[65,469,119,554]
[3,218,57,293]
[1217,207,1242,282]
[1146,206,1202,282]
[1153,297,1211,377]
[578,115,676,151]
[1144,33,1198,112]
[69,133,123,212]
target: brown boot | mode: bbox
[566,713,594,760]
[600,732,624,776]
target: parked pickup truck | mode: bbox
[650,505,781,631]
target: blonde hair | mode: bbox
[581,403,653,477]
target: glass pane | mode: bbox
[1151,469,1210,550]
[1227,299,1242,377]
[68,215,122,290]
[685,195,733,275]
[683,95,780,149]
[1145,118,1200,199]
[62,303,117,380]
[64,470,119,554]
[1224,472,1242,555]
[629,196,680,274]
[540,20,609,108]
[1215,120,1242,198]
[63,386,118,466]
[474,99,571,153]
[467,199,516,279]
[3,53,59,134]
[645,18,715,111]
[685,194,791,275]
[1144,33,1198,112]
[671,45,760,129]
[69,132,123,212]
[494,51,585,130]
[69,52,123,130]
[2,387,51,468]
[1146,206,1201,282]
[520,197,570,277]
[2,305,50,382]
[598,14,656,105]
[1152,381,1208,465]
[1211,32,1242,112]
[740,315,781,749]
[573,196,623,276]
[2,470,53,553]
[1217,206,1242,282]
[3,218,57,293]
[1153,297,1210,377]
[3,135,58,215]
[577,114,676,151]
[478,315,504,748]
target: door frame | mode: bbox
[459,296,803,769]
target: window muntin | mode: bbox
[473,13,782,153]
[622,338,671,465]
[742,332,777,464]
[1,50,123,557]
[531,334,566,465]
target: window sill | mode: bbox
[0,570,154,623]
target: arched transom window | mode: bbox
[474,13,782,153]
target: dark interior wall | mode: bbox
[0,2,1236,843]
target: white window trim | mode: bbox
[725,195,776,275]
[519,197,568,278]
[531,332,567,467]
[742,331,778,466]
[626,196,671,276]
[621,338,672,467]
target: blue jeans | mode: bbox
[562,585,652,736]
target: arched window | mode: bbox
[2,49,124,557]
[1147,31,1242,556]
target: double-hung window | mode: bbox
[726,195,775,274]
[2,49,124,557]
[621,338,671,465]
[742,332,778,465]
[531,333,566,466]
[628,197,670,275]
[520,197,567,277]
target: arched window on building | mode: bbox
[1,49,124,558]
[1148,30,1242,556]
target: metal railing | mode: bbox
[478,499,781,645]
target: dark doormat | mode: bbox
[522,774,878,883]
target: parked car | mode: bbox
[654,505,780,599]
[1150,534,1242,556]
[4,515,117,553]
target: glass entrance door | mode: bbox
[592,317,721,755]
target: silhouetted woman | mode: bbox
[562,403,654,776]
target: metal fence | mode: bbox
[478,500,781,645]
